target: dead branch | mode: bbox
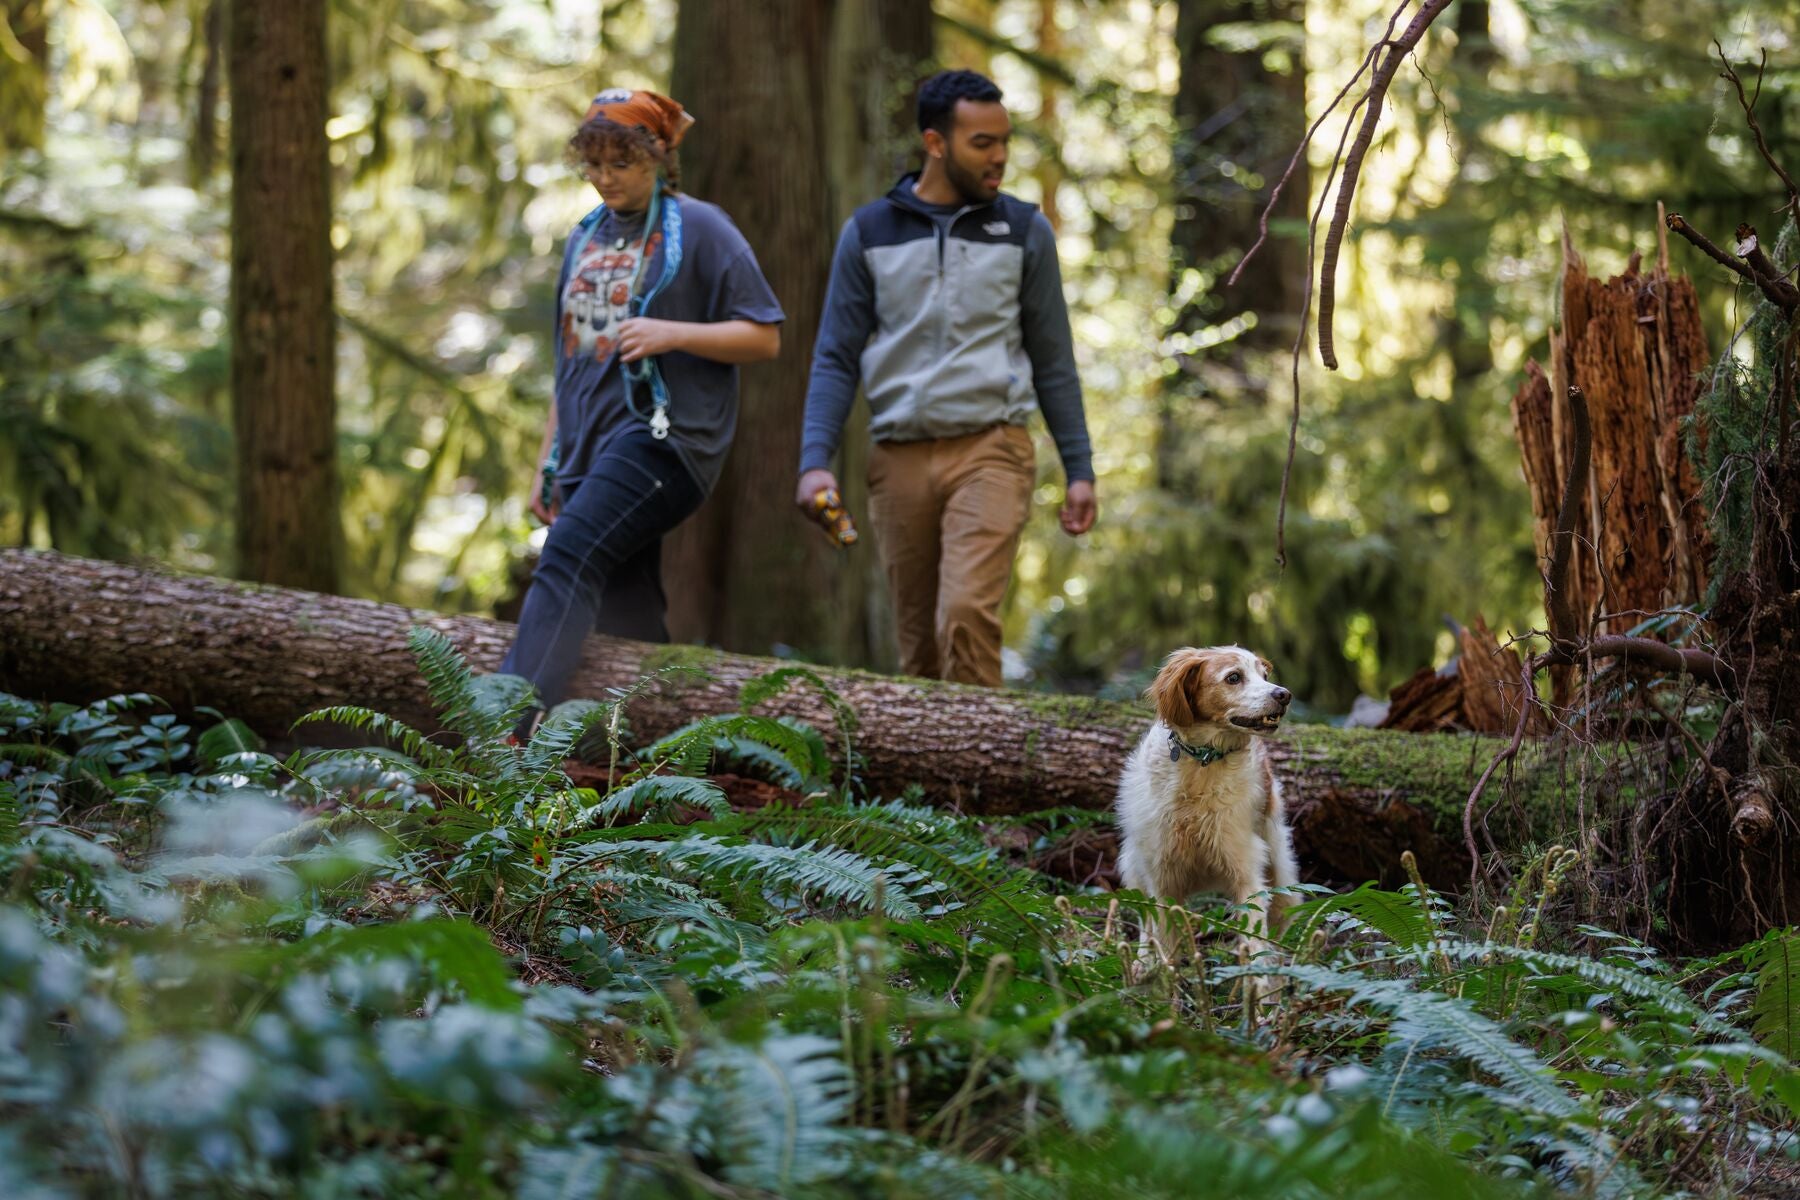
[1735,223,1800,311]
[1713,42,1800,225]
[1666,212,1798,315]
[1316,0,1457,369]
[1546,385,1590,648]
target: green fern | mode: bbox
[698,1031,854,1191]
[583,776,729,825]
[1444,941,1747,1041]
[606,835,925,920]
[1291,881,1433,949]
[1259,962,1580,1122]
[1747,930,1799,1059]
[409,626,487,739]
[293,705,456,770]
[194,716,264,768]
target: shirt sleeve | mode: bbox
[800,218,876,475]
[1020,212,1094,484]
[710,245,785,326]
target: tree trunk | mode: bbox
[1159,0,1305,486]
[0,0,49,153]
[1510,227,1712,705]
[227,0,340,594]
[1171,0,1306,352]
[660,0,851,662]
[2,548,1608,890]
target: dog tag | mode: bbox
[1169,744,1181,763]
[650,408,671,440]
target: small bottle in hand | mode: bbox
[805,488,859,549]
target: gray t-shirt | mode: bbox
[553,195,784,494]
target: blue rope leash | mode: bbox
[541,181,685,508]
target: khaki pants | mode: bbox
[866,423,1035,687]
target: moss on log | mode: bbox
[0,549,1601,888]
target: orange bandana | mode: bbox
[583,88,694,148]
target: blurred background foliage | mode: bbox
[1,0,1796,711]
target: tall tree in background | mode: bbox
[1158,0,1305,490]
[0,0,49,154]
[227,0,340,593]
[664,0,931,664]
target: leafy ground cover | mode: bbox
[1,631,1796,1198]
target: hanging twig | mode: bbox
[1316,0,1457,369]
[1712,42,1800,227]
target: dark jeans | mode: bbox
[501,429,704,713]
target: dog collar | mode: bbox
[1168,730,1235,766]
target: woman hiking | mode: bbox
[502,88,783,734]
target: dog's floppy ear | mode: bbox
[1148,649,1208,728]
[1257,656,1274,679]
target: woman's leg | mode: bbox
[592,536,670,643]
[501,432,701,712]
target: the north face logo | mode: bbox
[983,220,1010,235]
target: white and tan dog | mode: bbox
[1116,646,1299,972]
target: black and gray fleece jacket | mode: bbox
[799,176,1094,483]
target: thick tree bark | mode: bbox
[227,0,340,593]
[0,0,49,152]
[1159,0,1305,488]
[1,549,1607,890]
[661,0,862,664]
[1172,0,1307,351]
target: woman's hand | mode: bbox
[530,468,559,525]
[616,317,687,363]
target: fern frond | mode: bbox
[0,743,71,770]
[1444,941,1748,1041]
[698,1031,854,1191]
[1748,930,1799,1059]
[607,835,924,920]
[408,626,486,739]
[583,776,729,825]
[1259,963,1581,1121]
[1290,881,1433,949]
[292,706,455,769]
[195,718,264,768]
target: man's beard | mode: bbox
[943,152,999,205]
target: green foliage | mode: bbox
[5,637,1797,1196]
[1748,930,1800,1060]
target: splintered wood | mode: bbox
[1382,615,1547,735]
[1509,217,1712,701]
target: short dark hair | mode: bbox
[916,69,1003,135]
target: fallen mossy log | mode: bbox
[1,549,1611,888]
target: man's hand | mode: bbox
[530,471,559,526]
[617,317,686,363]
[796,468,840,514]
[1060,479,1097,536]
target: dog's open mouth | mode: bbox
[1231,712,1285,732]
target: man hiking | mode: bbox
[796,68,1097,687]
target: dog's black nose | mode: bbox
[1272,686,1292,706]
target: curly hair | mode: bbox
[567,116,682,191]
[917,69,1003,135]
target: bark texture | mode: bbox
[227,0,340,593]
[661,0,912,666]
[1509,228,1712,706]
[0,550,1602,889]
[0,0,49,152]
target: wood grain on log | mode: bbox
[1,550,1595,887]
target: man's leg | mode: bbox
[501,432,702,710]
[865,438,944,678]
[935,424,1035,687]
